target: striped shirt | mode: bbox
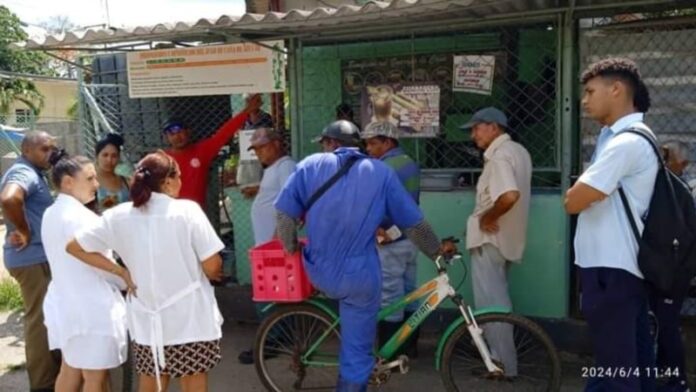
[381,147,420,230]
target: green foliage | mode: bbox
[0,278,23,311]
[0,6,52,75]
[0,78,44,115]
[0,5,50,116]
[66,96,78,120]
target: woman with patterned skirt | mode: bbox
[67,150,225,392]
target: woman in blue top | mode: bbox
[95,134,130,212]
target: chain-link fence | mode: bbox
[0,124,23,174]
[80,53,274,281]
[305,20,559,188]
[579,10,696,316]
[0,114,79,157]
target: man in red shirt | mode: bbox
[164,94,262,208]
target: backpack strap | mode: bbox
[618,187,642,244]
[617,126,681,242]
[304,155,361,212]
[620,125,664,166]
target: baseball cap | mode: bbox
[311,120,361,145]
[361,121,399,140]
[459,107,508,130]
[247,127,282,151]
[162,120,187,134]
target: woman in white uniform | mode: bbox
[41,151,133,391]
[66,150,225,392]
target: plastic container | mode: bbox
[249,239,313,302]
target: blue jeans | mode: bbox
[378,239,418,322]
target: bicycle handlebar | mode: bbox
[434,253,463,272]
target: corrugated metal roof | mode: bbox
[21,0,674,50]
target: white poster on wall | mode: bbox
[453,55,496,95]
[126,41,286,98]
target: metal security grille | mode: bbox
[81,52,252,278]
[579,11,696,316]
[304,21,560,188]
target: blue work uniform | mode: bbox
[275,147,424,391]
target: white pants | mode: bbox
[471,243,517,376]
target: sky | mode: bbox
[2,0,246,33]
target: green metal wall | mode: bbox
[230,188,569,318]
[416,191,569,318]
[230,25,570,319]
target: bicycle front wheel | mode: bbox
[255,304,342,392]
[440,313,561,392]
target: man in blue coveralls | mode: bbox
[274,120,454,391]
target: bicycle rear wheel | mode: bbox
[255,304,342,392]
[440,313,561,392]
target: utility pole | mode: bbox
[102,0,111,28]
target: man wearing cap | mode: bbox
[163,94,262,209]
[361,121,421,355]
[239,94,275,199]
[237,127,296,364]
[461,107,532,378]
[275,120,455,391]
[249,128,296,244]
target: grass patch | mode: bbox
[0,278,23,312]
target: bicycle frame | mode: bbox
[377,273,453,359]
[299,257,505,374]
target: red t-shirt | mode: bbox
[167,112,248,209]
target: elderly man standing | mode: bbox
[238,127,296,364]
[460,107,532,378]
[361,121,421,355]
[0,131,61,392]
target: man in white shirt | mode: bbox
[565,58,657,391]
[460,107,532,378]
[239,127,296,364]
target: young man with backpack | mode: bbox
[565,58,657,391]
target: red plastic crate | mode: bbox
[249,239,313,302]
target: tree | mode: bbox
[0,5,51,116]
[38,15,79,78]
[38,15,77,35]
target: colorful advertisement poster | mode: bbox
[126,41,285,98]
[361,84,440,138]
[453,55,495,95]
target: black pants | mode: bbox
[580,267,656,392]
[648,288,689,391]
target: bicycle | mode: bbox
[253,246,562,391]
